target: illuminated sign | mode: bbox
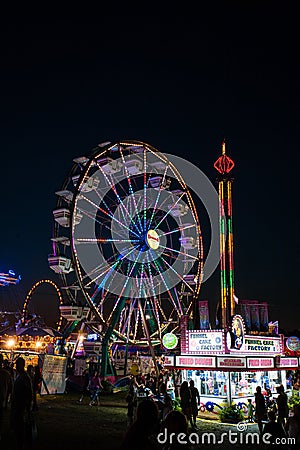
[286,336,300,352]
[247,357,274,369]
[276,357,299,368]
[164,355,175,367]
[230,315,245,350]
[162,332,178,350]
[185,330,225,355]
[217,357,246,369]
[230,335,283,355]
[180,315,189,354]
[176,356,216,368]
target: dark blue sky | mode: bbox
[0,7,299,330]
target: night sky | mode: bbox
[0,7,299,331]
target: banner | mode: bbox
[41,355,67,395]
[176,356,216,368]
[259,302,269,332]
[247,357,274,369]
[249,300,260,331]
[180,315,189,354]
[276,357,299,369]
[217,356,247,369]
[198,300,210,329]
[238,300,251,330]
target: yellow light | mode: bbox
[7,338,16,348]
[36,341,42,348]
[79,335,84,342]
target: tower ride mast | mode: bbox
[214,140,235,328]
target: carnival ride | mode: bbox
[0,269,22,333]
[21,279,64,330]
[0,269,21,287]
[48,140,203,375]
[0,278,64,354]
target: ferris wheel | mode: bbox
[49,140,203,354]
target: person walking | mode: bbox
[78,369,90,404]
[120,398,159,450]
[32,365,42,411]
[89,371,103,406]
[189,379,200,428]
[285,404,300,445]
[159,382,173,423]
[247,398,254,422]
[10,357,33,449]
[166,373,175,402]
[276,385,289,427]
[263,410,286,446]
[125,391,135,429]
[255,385,266,435]
[0,355,13,441]
[3,359,14,410]
[179,381,192,428]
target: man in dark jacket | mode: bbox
[11,357,33,449]
[0,354,13,440]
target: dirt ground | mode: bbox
[0,391,295,449]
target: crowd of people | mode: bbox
[120,370,300,449]
[0,354,42,449]
[253,383,300,445]
[120,370,201,449]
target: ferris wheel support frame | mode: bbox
[100,297,126,378]
[138,298,159,377]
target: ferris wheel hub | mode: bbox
[147,229,160,250]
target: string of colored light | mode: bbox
[219,181,227,327]
[118,145,143,234]
[227,181,235,316]
[95,159,141,235]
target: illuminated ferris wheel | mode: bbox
[49,140,203,350]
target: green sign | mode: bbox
[162,332,178,350]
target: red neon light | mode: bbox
[214,154,235,174]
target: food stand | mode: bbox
[164,316,300,419]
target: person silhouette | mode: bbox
[10,357,33,449]
[120,398,159,450]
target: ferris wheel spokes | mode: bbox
[51,140,203,351]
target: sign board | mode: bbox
[176,356,216,368]
[163,355,175,367]
[230,335,283,355]
[180,315,189,354]
[217,356,247,369]
[230,315,245,350]
[247,357,274,369]
[162,332,178,350]
[41,355,67,395]
[286,336,300,352]
[184,330,225,355]
[276,357,299,369]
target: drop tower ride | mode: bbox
[214,140,235,328]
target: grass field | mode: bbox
[1,390,128,450]
[0,391,272,450]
